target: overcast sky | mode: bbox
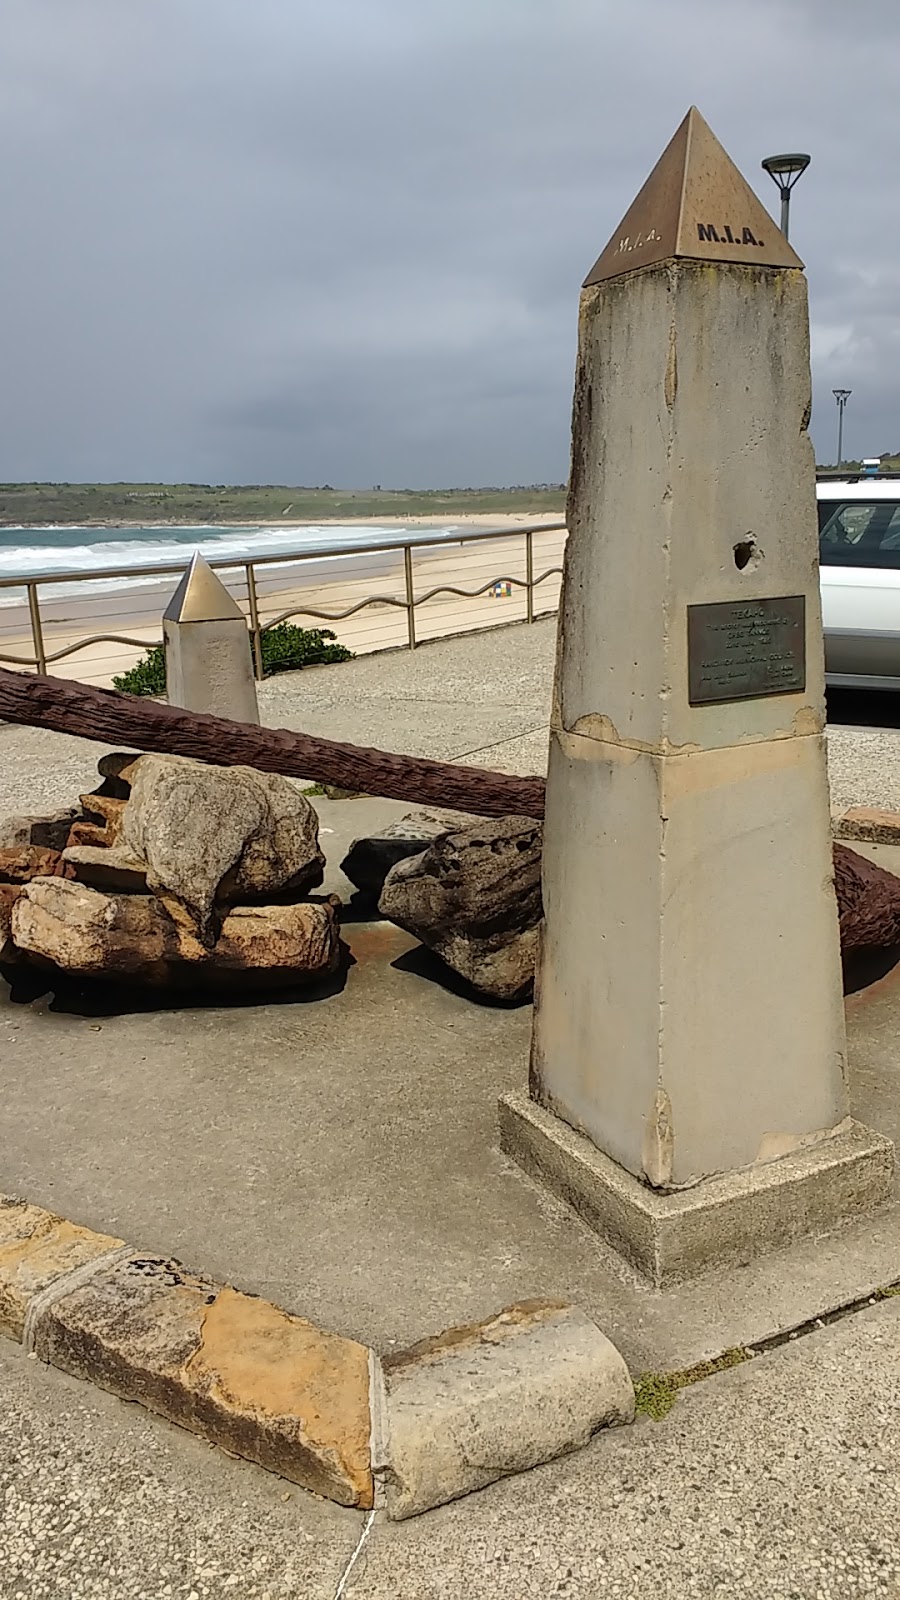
[1,0,897,486]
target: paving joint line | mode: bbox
[448,721,547,763]
[746,1276,900,1358]
[637,1274,900,1419]
[333,1509,377,1600]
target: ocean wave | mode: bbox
[0,522,464,607]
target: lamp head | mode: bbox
[761,153,811,192]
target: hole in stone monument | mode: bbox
[733,537,758,571]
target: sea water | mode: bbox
[0,522,467,606]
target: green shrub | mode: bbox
[260,622,352,676]
[112,624,352,696]
[113,644,167,696]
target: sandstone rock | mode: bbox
[0,1197,124,1343]
[379,816,542,1001]
[341,812,453,898]
[62,844,149,894]
[31,1255,373,1506]
[0,809,80,852]
[67,794,127,848]
[206,901,341,986]
[834,843,900,953]
[12,879,192,980]
[376,830,900,1003]
[382,1302,634,1519]
[0,846,75,884]
[11,878,340,988]
[0,818,37,851]
[121,755,325,941]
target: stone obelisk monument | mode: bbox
[163,552,260,723]
[501,108,892,1285]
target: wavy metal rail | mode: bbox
[263,569,564,631]
[0,522,566,678]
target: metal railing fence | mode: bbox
[0,522,567,687]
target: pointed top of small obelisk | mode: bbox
[164,552,245,624]
[583,107,803,287]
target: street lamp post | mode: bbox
[761,153,811,241]
[833,389,851,468]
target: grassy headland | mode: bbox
[0,483,567,527]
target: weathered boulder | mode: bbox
[379,816,542,1001]
[11,878,340,988]
[378,830,900,1001]
[0,809,80,852]
[0,848,75,960]
[341,812,454,898]
[834,843,900,953]
[120,755,325,941]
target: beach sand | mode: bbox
[0,516,566,688]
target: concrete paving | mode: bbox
[4,621,900,1595]
[3,793,900,1375]
[3,626,900,1369]
[348,1297,900,1600]
[0,1338,363,1600]
[4,1290,900,1598]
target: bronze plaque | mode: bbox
[688,596,806,705]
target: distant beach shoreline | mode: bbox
[0,512,561,532]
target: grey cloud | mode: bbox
[0,0,898,483]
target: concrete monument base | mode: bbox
[499,1091,894,1289]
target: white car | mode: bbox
[818,476,900,690]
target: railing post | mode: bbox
[525,529,534,624]
[245,562,264,680]
[404,545,417,649]
[27,582,48,675]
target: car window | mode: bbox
[818,501,900,567]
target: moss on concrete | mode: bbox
[634,1346,751,1420]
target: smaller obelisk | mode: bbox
[163,552,260,723]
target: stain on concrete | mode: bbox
[664,317,678,410]
[344,922,412,963]
[383,1300,571,1374]
[755,1115,853,1166]
[642,1088,674,1188]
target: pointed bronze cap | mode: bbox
[164,552,245,624]
[583,107,803,286]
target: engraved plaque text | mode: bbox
[688,596,806,705]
